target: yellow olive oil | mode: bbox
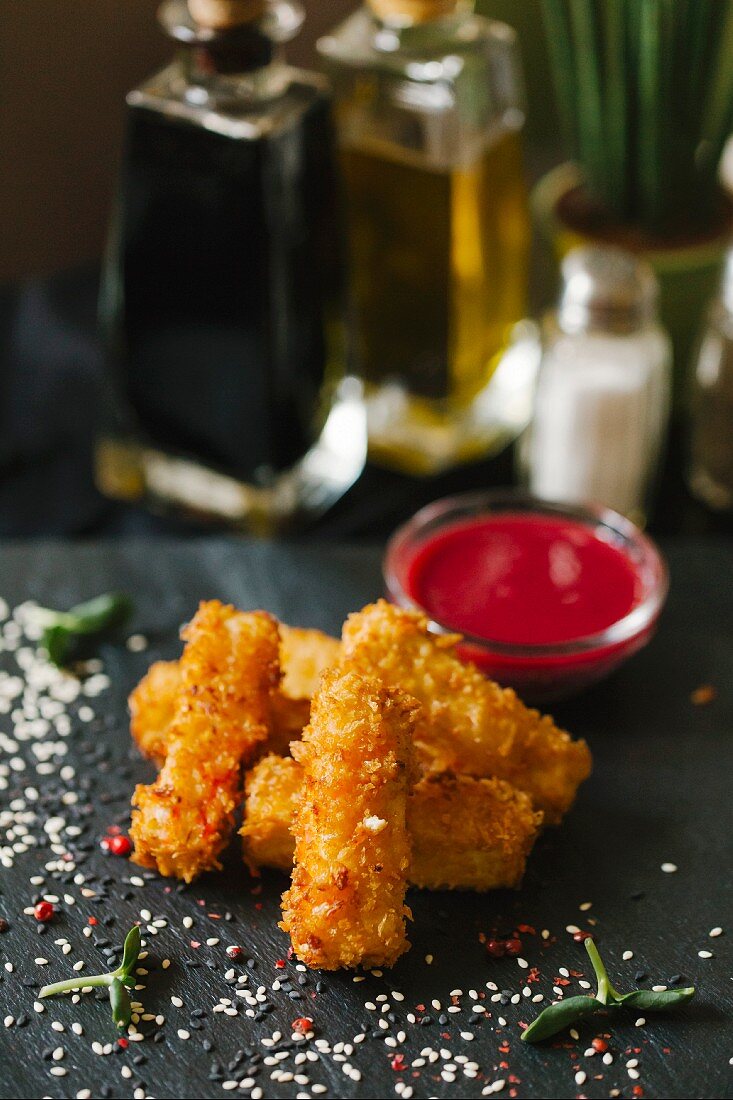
[340,129,530,473]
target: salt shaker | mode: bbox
[688,250,733,511]
[523,247,672,522]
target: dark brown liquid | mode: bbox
[103,84,342,482]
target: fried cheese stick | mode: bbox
[341,600,591,825]
[129,660,179,766]
[280,668,417,969]
[408,774,541,891]
[242,755,542,891]
[130,601,279,881]
[129,625,339,763]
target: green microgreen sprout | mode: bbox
[38,592,134,667]
[521,936,695,1043]
[38,924,141,1029]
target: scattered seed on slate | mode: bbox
[0,595,717,1100]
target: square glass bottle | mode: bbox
[318,0,531,474]
[98,0,365,532]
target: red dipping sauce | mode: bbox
[384,493,668,702]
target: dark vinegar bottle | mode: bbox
[98,0,365,531]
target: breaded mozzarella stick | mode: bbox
[280,668,417,969]
[131,601,279,881]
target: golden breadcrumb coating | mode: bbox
[128,660,179,766]
[128,625,336,765]
[407,774,542,890]
[130,601,279,881]
[241,754,302,873]
[243,757,542,890]
[279,625,341,700]
[280,668,417,970]
[341,600,591,825]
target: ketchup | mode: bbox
[406,513,643,646]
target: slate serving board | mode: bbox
[0,537,731,1100]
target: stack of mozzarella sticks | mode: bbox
[128,598,591,970]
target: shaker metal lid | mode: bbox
[557,246,660,335]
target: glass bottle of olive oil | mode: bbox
[97,0,365,532]
[318,0,531,474]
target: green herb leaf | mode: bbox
[521,937,696,1043]
[37,924,143,1029]
[521,996,605,1043]
[616,987,696,1011]
[120,924,141,977]
[41,592,134,667]
[109,977,132,1029]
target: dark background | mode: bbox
[0,0,731,541]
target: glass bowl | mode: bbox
[383,490,669,703]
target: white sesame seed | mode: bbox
[622,950,634,960]
[698,949,714,958]
[177,1028,190,1040]
[575,1071,587,1085]
[709,927,723,938]
[661,862,678,873]
[635,1017,646,1027]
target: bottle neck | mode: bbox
[159,0,300,106]
[367,0,473,56]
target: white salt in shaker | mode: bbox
[522,247,672,522]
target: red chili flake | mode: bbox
[33,901,54,922]
[102,834,132,857]
[527,967,541,983]
[287,947,295,959]
[591,1038,608,1053]
[255,902,263,911]
[117,1037,128,1049]
[390,1054,406,1071]
[416,1003,426,1012]
[274,959,286,969]
[190,940,201,949]
[554,976,571,986]
[291,1016,313,1035]
[208,912,222,920]
[632,1088,644,1098]
[517,924,536,935]
[573,930,593,942]
[88,916,98,926]
[504,937,523,957]
[107,824,122,836]
[226,945,243,960]
[486,938,506,958]
[499,1042,510,1054]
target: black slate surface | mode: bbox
[0,537,731,1100]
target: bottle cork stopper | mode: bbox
[367,0,459,23]
[188,0,265,30]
